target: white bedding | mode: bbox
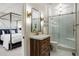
[1,33,22,49]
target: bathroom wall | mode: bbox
[22,4,32,56]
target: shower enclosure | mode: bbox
[48,3,76,51]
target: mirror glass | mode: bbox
[31,8,41,32]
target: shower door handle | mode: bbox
[73,25,77,36]
[74,24,79,26]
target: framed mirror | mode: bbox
[31,8,41,32]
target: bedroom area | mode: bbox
[0,3,23,56]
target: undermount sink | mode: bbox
[30,34,50,40]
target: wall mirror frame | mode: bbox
[31,8,41,32]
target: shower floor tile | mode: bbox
[50,48,72,56]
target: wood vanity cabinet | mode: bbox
[30,37,50,56]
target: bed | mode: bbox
[0,12,22,50]
[0,29,22,50]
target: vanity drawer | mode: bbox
[40,37,50,45]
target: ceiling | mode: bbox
[0,3,23,16]
[27,3,76,17]
[27,3,49,16]
[0,3,77,17]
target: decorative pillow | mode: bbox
[2,30,5,35]
[4,30,10,34]
[4,30,7,34]
[11,30,15,34]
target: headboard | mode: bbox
[0,30,2,35]
[0,29,18,35]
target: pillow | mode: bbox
[4,30,10,34]
[4,30,7,34]
[11,30,15,34]
[2,30,5,35]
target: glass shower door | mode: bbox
[49,16,60,43]
[49,14,75,49]
[58,14,75,49]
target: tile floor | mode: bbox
[50,48,73,56]
[0,45,73,56]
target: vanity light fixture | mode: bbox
[40,17,44,21]
[40,13,44,21]
[27,11,32,17]
[27,5,31,17]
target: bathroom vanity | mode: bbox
[30,35,50,56]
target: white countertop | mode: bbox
[30,34,50,40]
